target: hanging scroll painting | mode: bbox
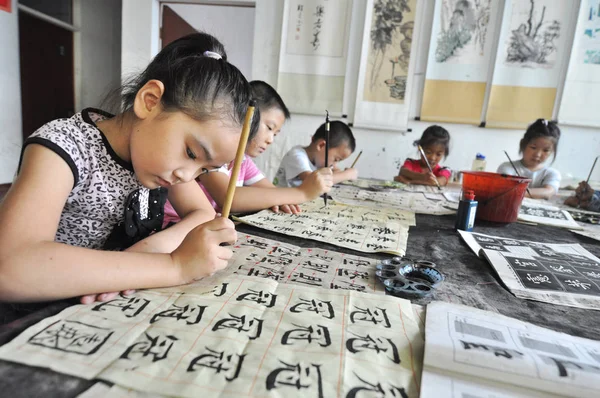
[485,0,575,129]
[353,0,418,131]
[277,0,352,115]
[559,0,600,127]
[421,0,500,125]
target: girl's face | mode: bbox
[522,137,555,171]
[130,111,241,189]
[246,107,286,158]
[420,143,446,169]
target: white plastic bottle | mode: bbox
[472,153,486,172]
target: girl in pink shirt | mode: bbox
[395,125,451,186]
[163,81,332,226]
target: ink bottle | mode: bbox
[471,153,486,171]
[455,190,478,231]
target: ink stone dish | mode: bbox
[375,257,444,299]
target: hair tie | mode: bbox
[203,51,222,60]
[541,119,548,126]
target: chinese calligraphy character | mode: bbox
[334,237,361,245]
[372,227,395,235]
[273,226,296,233]
[246,268,285,281]
[343,258,372,267]
[330,281,367,292]
[242,238,270,249]
[347,372,408,398]
[212,314,263,340]
[150,304,207,325]
[187,346,246,381]
[337,268,369,280]
[266,361,323,398]
[28,320,113,355]
[301,230,326,239]
[212,283,229,297]
[366,243,387,251]
[564,279,592,290]
[236,289,277,308]
[121,332,178,362]
[282,324,331,347]
[526,273,551,284]
[543,356,600,377]
[460,340,524,359]
[92,295,150,318]
[350,306,391,328]
[290,272,323,287]
[346,332,400,364]
[300,260,330,274]
[289,297,335,319]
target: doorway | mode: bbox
[19,11,74,140]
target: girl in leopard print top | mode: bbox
[0,33,259,303]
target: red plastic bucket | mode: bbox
[462,171,531,223]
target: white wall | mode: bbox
[121,0,255,79]
[166,3,254,79]
[120,0,600,183]
[0,1,22,183]
[255,115,600,183]
[77,0,122,110]
[121,0,160,80]
[251,0,600,183]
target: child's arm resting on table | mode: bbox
[199,168,333,213]
[0,145,235,302]
[332,168,358,184]
[526,185,557,200]
[252,178,301,214]
[527,169,560,200]
[398,166,441,186]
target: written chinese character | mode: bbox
[92,295,150,318]
[335,237,361,245]
[242,238,270,249]
[282,324,331,347]
[290,297,335,319]
[266,361,323,398]
[28,320,113,355]
[300,260,329,274]
[236,289,277,308]
[346,332,400,364]
[460,340,524,359]
[337,268,369,280]
[150,304,206,325]
[347,372,408,398]
[343,258,371,267]
[188,346,246,381]
[301,230,326,239]
[121,332,177,362]
[246,267,285,281]
[350,306,391,328]
[212,314,263,340]
[290,272,323,287]
[330,281,367,292]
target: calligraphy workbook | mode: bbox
[0,274,424,398]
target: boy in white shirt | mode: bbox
[274,121,358,187]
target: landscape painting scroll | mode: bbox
[485,0,575,129]
[353,0,419,131]
[421,0,501,125]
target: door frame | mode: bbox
[18,1,82,112]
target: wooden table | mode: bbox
[1,212,599,397]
